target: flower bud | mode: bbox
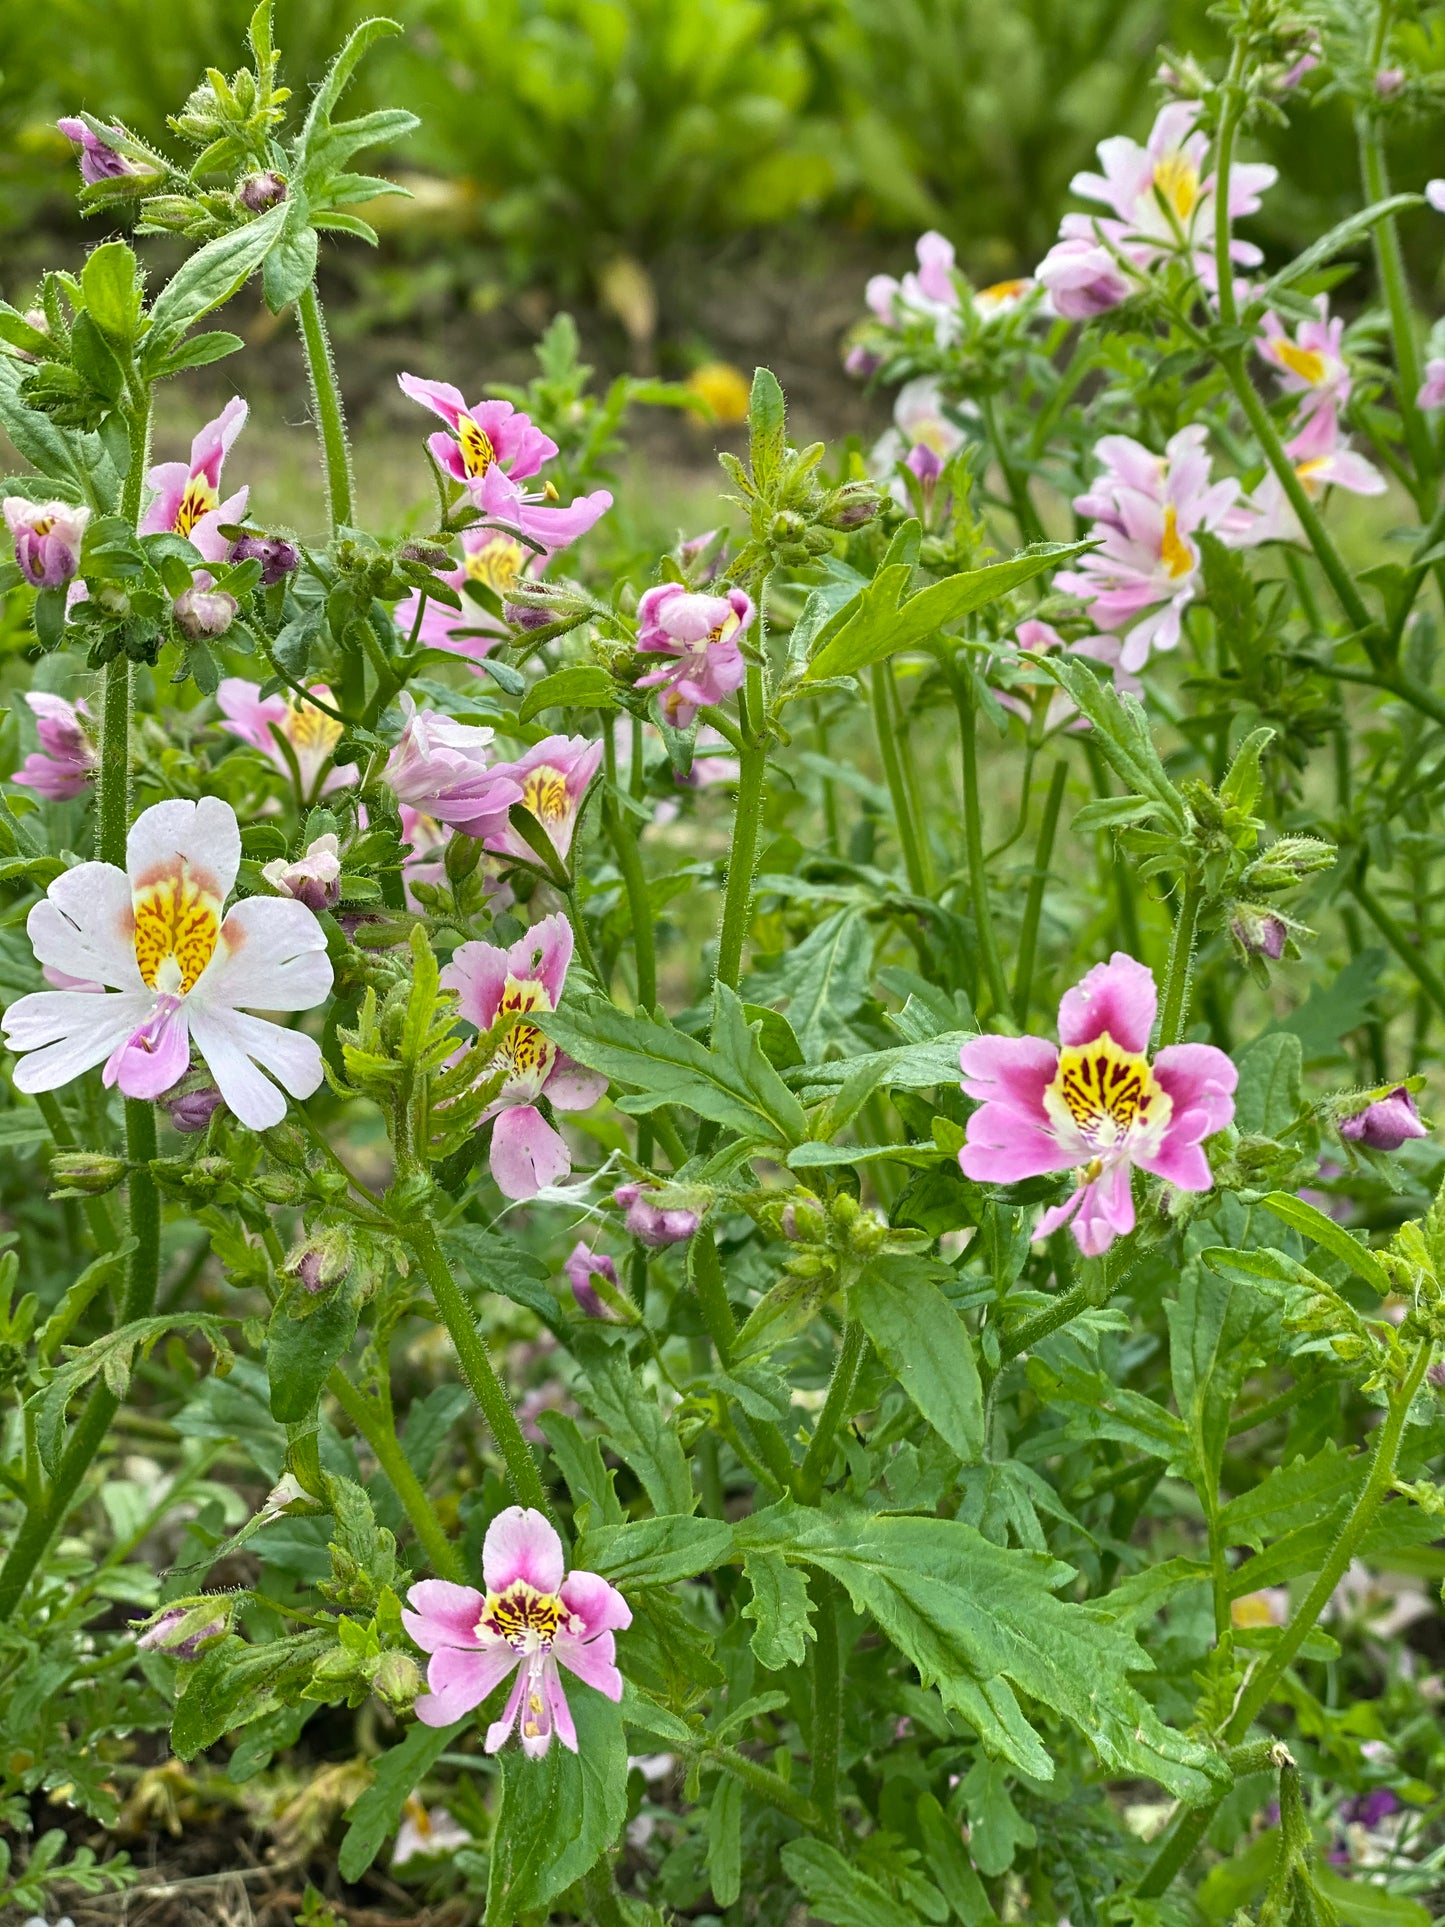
[614,1181,701,1248]
[135,1603,228,1659]
[49,1149,126,1196]
[1231,905,1287,962]
[168,1086,225,1133]
[373,1650,422,1712]
[288,1227,351,1295]
[137,194,204,231]
[564,1242,627,1319]
[262,833,342,913]
[173,584,237,639]
[822,481,881,529]
[238,170,287,212]
[844,341,883,380]
[504,600,554,631]
[228,531,300,585]
[1340,1088,1428,1153]
[398,539,453,570]
[1243,835,1335,892]
[780,1198,827,1243]
[1375,67,1406,98]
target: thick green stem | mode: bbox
[998,1266,1110,1366]
[1211,48,1246,333]
[603,799,655,1011]
[297,283,354,536]
[1359,116,1434,500]
[885,662,934,892]
[795,1318,866,1503]
[948,662,1011,1019]
[810,1571,843,1841]
[328,1369,462,1581]
[872,662,930,899]
[980,391,1045,544]
[1013,758,1067,1025]
[1158,878,1204,1047]
[408,1216,550,1516]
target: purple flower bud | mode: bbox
[1374,67,1406,98]
[57,116,158,188]
[289,1228,350,1295]
[167,1087,225,1133]
[845,342,883,379]
[906,443,944,485]
[1340,1088,1428,1151]
[614,1181,700,1248]
[1231,907,1287,961]
[504,600,554,631]
[173,585,237,639]
[4,497,90,590]
[229,532,300,586]
[564,1240,620,1318]
[238,170,287,212]
[136,1606,226,1659]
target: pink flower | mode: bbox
[395,526,540,664]
[262,834,342,913]
[1056,426,1246,670]
[564,1242,620,1318]
[471,735,605,867]
[471,463,612,558]
[404,1505,629,1755]
[217,678,357,797]
[1036,216,1136,319]
[57,116,156,187]
[635,584,752,727]
[614,1181,700,1247]
[1258,301,1350,414]
[1004,621,1141,721]
[441,913,607,1198]
[866,230,961,338]
[398,374,558,487]
[4,497,90,590]
[383,695,524,837]
[1419,359,1445,412]
[12,692,95,800]
[958,951,1237,1257]
[1246,402,1387,544]
[1428,180,1445,214]
[141,398,249,549]
[1340,1088,1427,1152]
[174,585,237,639]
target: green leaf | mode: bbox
[485,1687,628,1926]
[855,1256,984,1464]
[261,199,320,314]
[266,1283,359,1423]
[1256,1191,1393,1296]
[441,1225,560,1327]
[339,1717,461,1880]
[746,907,873,1055]
[148,331,246,379]
[1167,1261,1279,1495]
[787,1032,974,1100]
[537,1410,624,1525]
[733,1499,1219,1796]
[518,664,620,723]
[916,1791,998,1926]
[1312,1864,1431,1927]
[0,355,114,502]
[741,1549,815,1669]
[1261,194,1422,302]
[574,1515,731,1587]
[570,1329,695,1516]
[172,1630,332,1758]
[1040,655,1186,828]
[540,982,807,1148]
[80,241,142,346]
[781,1839,926,1927]
[707,1771,743,1908]
[748,365,787,489]
[1232,1032,1302,1138]
[960,1756,1036,1878]
[806,543,1087,682]
[146,203,288,353]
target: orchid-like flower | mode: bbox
[1257,301,1350,415]
[57,115,156,186]
[866,230,961,339]
[2,797,332,1129]
[394,526,538,664]
[217,678,357,797]
[383,695,524,837]
[869,376,971,492]
[12,693,95,800]
[403,1505,629,1754]
[635,584,751,727]
[1037,217,1136,319]
[473,735,604,867]
[4,497,90,591]
[398,374,558,487]
[141,398,249,547]
[1055,426,1248,670]
[441,913,606,1198]
[1245,402,1386,544]
[262,834,342,913]
[958,951,1237,1256]
[564,1242,621,1318]
[614,1180,700,1247]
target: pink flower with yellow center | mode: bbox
[635,583,752,727]
[4,497,90,590]
[470,735,605,867]
[2,797,332,1128]
[471,463,613,557]
[866,230,961,339]
[383,696,524,837]
[141,398,249,547]
[398,374,558,486]
[216,678,357,798]
[442,913,606,1198]
[1245,401,1386,544]
[404,1505,629,1756]
[12,692,95,800]
[959,952,1237,1256]
[1258,302,1350,414]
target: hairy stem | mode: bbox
[1158,877,1204,1048]
[795,1318,867,1503]
[948,661,1011,1019]
[1359,116,1434,500]
[1013,757,1067,1024]
[713,671,769,995]
[1351,873,1445,1023]
[873,662,930,898]
[328,1369,462,1580]
[810,1571,844,1841]
[297,283,355,537]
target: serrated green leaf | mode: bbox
[741,1549,814,1669]
[485,1687,627,1926]
[575,1515,730,1587]
[782,1839,926,1927]
[855,1255,984,1464]
[266,1283,359,1423]
[339,1717,462,1880]
[1256,1191,1393,1296]
[146,204,288,353]
[570,1329,695,1516]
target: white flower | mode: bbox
[2,797,332,1129]
[392,1797,470,1866]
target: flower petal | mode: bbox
[416,1644,518,1726]
[192,896,333,1011]
[5,988,151,1092]
[544,1656,578,1752]
[103,1000,190,1100]
[441,938,510,1030]
[555,1628,624,1700]
[402,1580,488,1651]
[127,796,241,907]
[1057,952,1157,1053]
[27,862,143,992]
[483,1505,565,1595]
[560,1569,632,1638]
[485,1666,530,1753]
[489,1104,571,1199]
[1150,1043,1237,1137]
[958,1033,1058,1117]
[545,1053,608,1112]
[186,1005,324,1129]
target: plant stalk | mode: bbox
[297,282,354,537]
[328,1369,463,1581]
[1013,757,1067,1024]
[795,1318,866,1503]
[1158,877,1204,1047]
[872,662,930,899]
[947,660,1011,1019]
[810,1571,844,1842]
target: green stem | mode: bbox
[603,796,655,1010]
[1211,46,1246,333]
[328,1369,462,1580]
[948,660,1011,1018]
[810,1571,843,1841]
[1359,115,1434,500]
[795,1318,866,1503]
[1351,874,1445,1023]
[564,888,606,988]
[980,391,1045,544]
[1158,877,1204,1047]
[999,1266,1110,1365]
[297,282,354,537]
[886,662,934,892]
[872,662,929,898]
[407,1216,550,1516]
[713,672,769,995]
[97,656,132,867]
[1013,758,1067,1024]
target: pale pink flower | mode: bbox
[1340,1088,1427,1152]
[57,115,156,186]
[173,585,237,639]
[2,797,332,1128]
[140,398,249,549]
[383,695,524,836]
[12,693,95,800]
[614,1181,700,1247]
[1037,216,1137,319]
[217,678,358,797]
[441,913,607,1198]
[404,1505,629,1755]
[392,1800,470,1866]
[1056,426,1245,670]
[262,834,342,913]
[1257,301,1350,414]
[472,735,605,866]
[870,377,971,493]
[1419,359,1445,411]
[1246,402,1387,543]
[635,584,752,727]
[4,497,90,590]
[866,230,961,339]
[470,463,612,557]
[564,1242,620,1318]
[1004,620,1141,722]
[398,374,558,487]
[959,951,1237,1256]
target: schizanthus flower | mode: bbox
[1339,1088,1427,1152]
[217,678,357,797]
[4,497,90,590]
[614,1180,701,1247]
[564,1243,621,1318]
[12,693,95,800]
[635,584,752,728]
[404,1505,629,1755]
[959,951,1237,1256]
[383,696,524,837]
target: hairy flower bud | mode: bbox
[614,1181,702,1247]
[135,1602,228,1659]
[238,170,287,212]
[1340,1088,1427,1152]
[288,1227,351,1295]
[373,1650,422,1712]
[1231,905,1287,962]
[168,1086,225,1133]
[49,1150,126,1196]
[229,531,300,585]
[173,584,237,639]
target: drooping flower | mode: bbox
[1257,301,1350,415]
[1418,359,1445,412]
[57,115,157,187]
[4,497,91,591]
[262,834,342,913]
[958,951,1237,1256]
[173,585,237,640]
[140,397,249,547]
[1055,426,1247,670]
[635,584,751,728]
[441,913,606,1198]
[1339,1088,1427,1152]
[216,678,357,797]
[383,695,524,836]
[614,1180,701,1247]
[398,374,558,487]
[2,797,333,1129]
[404,1505,629,1754]
[12,693,95,800]
[564,1242,621,1318]
[472,735,605,867]
[1245,402,1387,544]
[394,526,539,664]
[866,231,961,339]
